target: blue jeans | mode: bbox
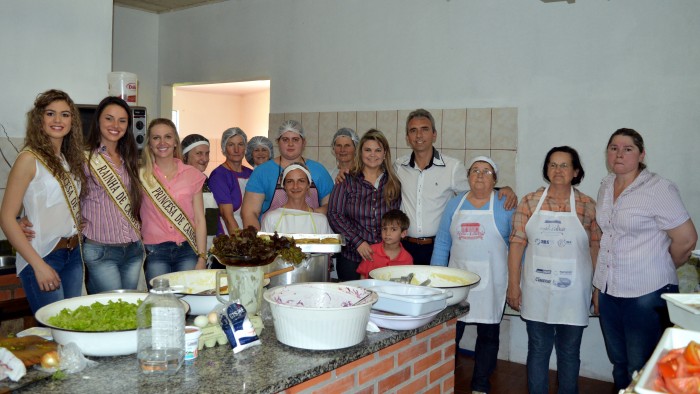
[83,239,144,294]
[145,242,197,285]
[525,319,585,394]
[19,247,83,314]
[598,284,677,390]
[456,321,500,393]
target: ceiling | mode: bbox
[175,80,270,96]
[113,0,225,13]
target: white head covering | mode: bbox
[331,128,359,148]
[221,127,248,154]
[245,136,274,165]
[282,163,312,183]
[181,134,210,155]
[277,120,305,140]
[467,156,499,175]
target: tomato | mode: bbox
[660,357,681,380]
[685,341,700,366]
[665,376,700,394]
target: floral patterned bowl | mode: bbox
[264,283,378,350]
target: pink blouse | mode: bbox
[140,159,206,245]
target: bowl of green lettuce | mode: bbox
[35,293,188,357]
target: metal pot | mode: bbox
[265,254,330,287]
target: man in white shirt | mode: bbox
[395,109,516,265]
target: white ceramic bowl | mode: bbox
[264,282,378,350]
[369,308,445,331]
[35,293,188,357]
[368,265,480,306]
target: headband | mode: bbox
[282,164,312,183]
[182,140,209,155]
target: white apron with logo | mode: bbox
[448,191,508,324]
[521,186,592,326]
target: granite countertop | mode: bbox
[6,303,468,394]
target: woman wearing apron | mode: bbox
[261,163,332,234]
[431,156,514,394]
[506,146,601,394]
[209,127,253,234]
[242,120,334,230]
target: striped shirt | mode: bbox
[510,187,601,246]
[82,147,140,244]
[593,170,691,297]
[327,172,401,263]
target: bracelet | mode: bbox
[197,252,207,259]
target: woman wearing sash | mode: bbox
[82,96,144,293]
[140,119,207,283]
[242,120,334,230]
[506,146,600,394]
[209,127,253,234]
[0,90,86,313]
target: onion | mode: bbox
[40,350,60,369]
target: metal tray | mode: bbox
[258,232,344,254]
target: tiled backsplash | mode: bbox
[269,107,518,190]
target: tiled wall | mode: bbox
[269,108,518,190]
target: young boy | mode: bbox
[356,209,413,279]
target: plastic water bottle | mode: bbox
[137,278,185,374]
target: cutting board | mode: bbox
[0,335,57,367]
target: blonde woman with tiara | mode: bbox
[327,129,402,281]
[139,118,207,284]
[0,89,86,313]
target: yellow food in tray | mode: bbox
[295,238,341,244]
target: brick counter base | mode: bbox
[281,318,457,394]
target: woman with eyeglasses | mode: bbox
[506,146,601,394]
[593,129,697,390]
[430,156,514,394]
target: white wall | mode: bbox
[112,5,159,119]
[0,0,112,137]
[149,0,700,225]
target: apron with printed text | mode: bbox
[448,191,508,324]
[521,186,592,326]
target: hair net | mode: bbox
[221,127,248,154]
[245,136,274,165]
[277,120,305,140]
[181,134,209,156]
[331,128,359,148]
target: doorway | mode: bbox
[172,80,270,175]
